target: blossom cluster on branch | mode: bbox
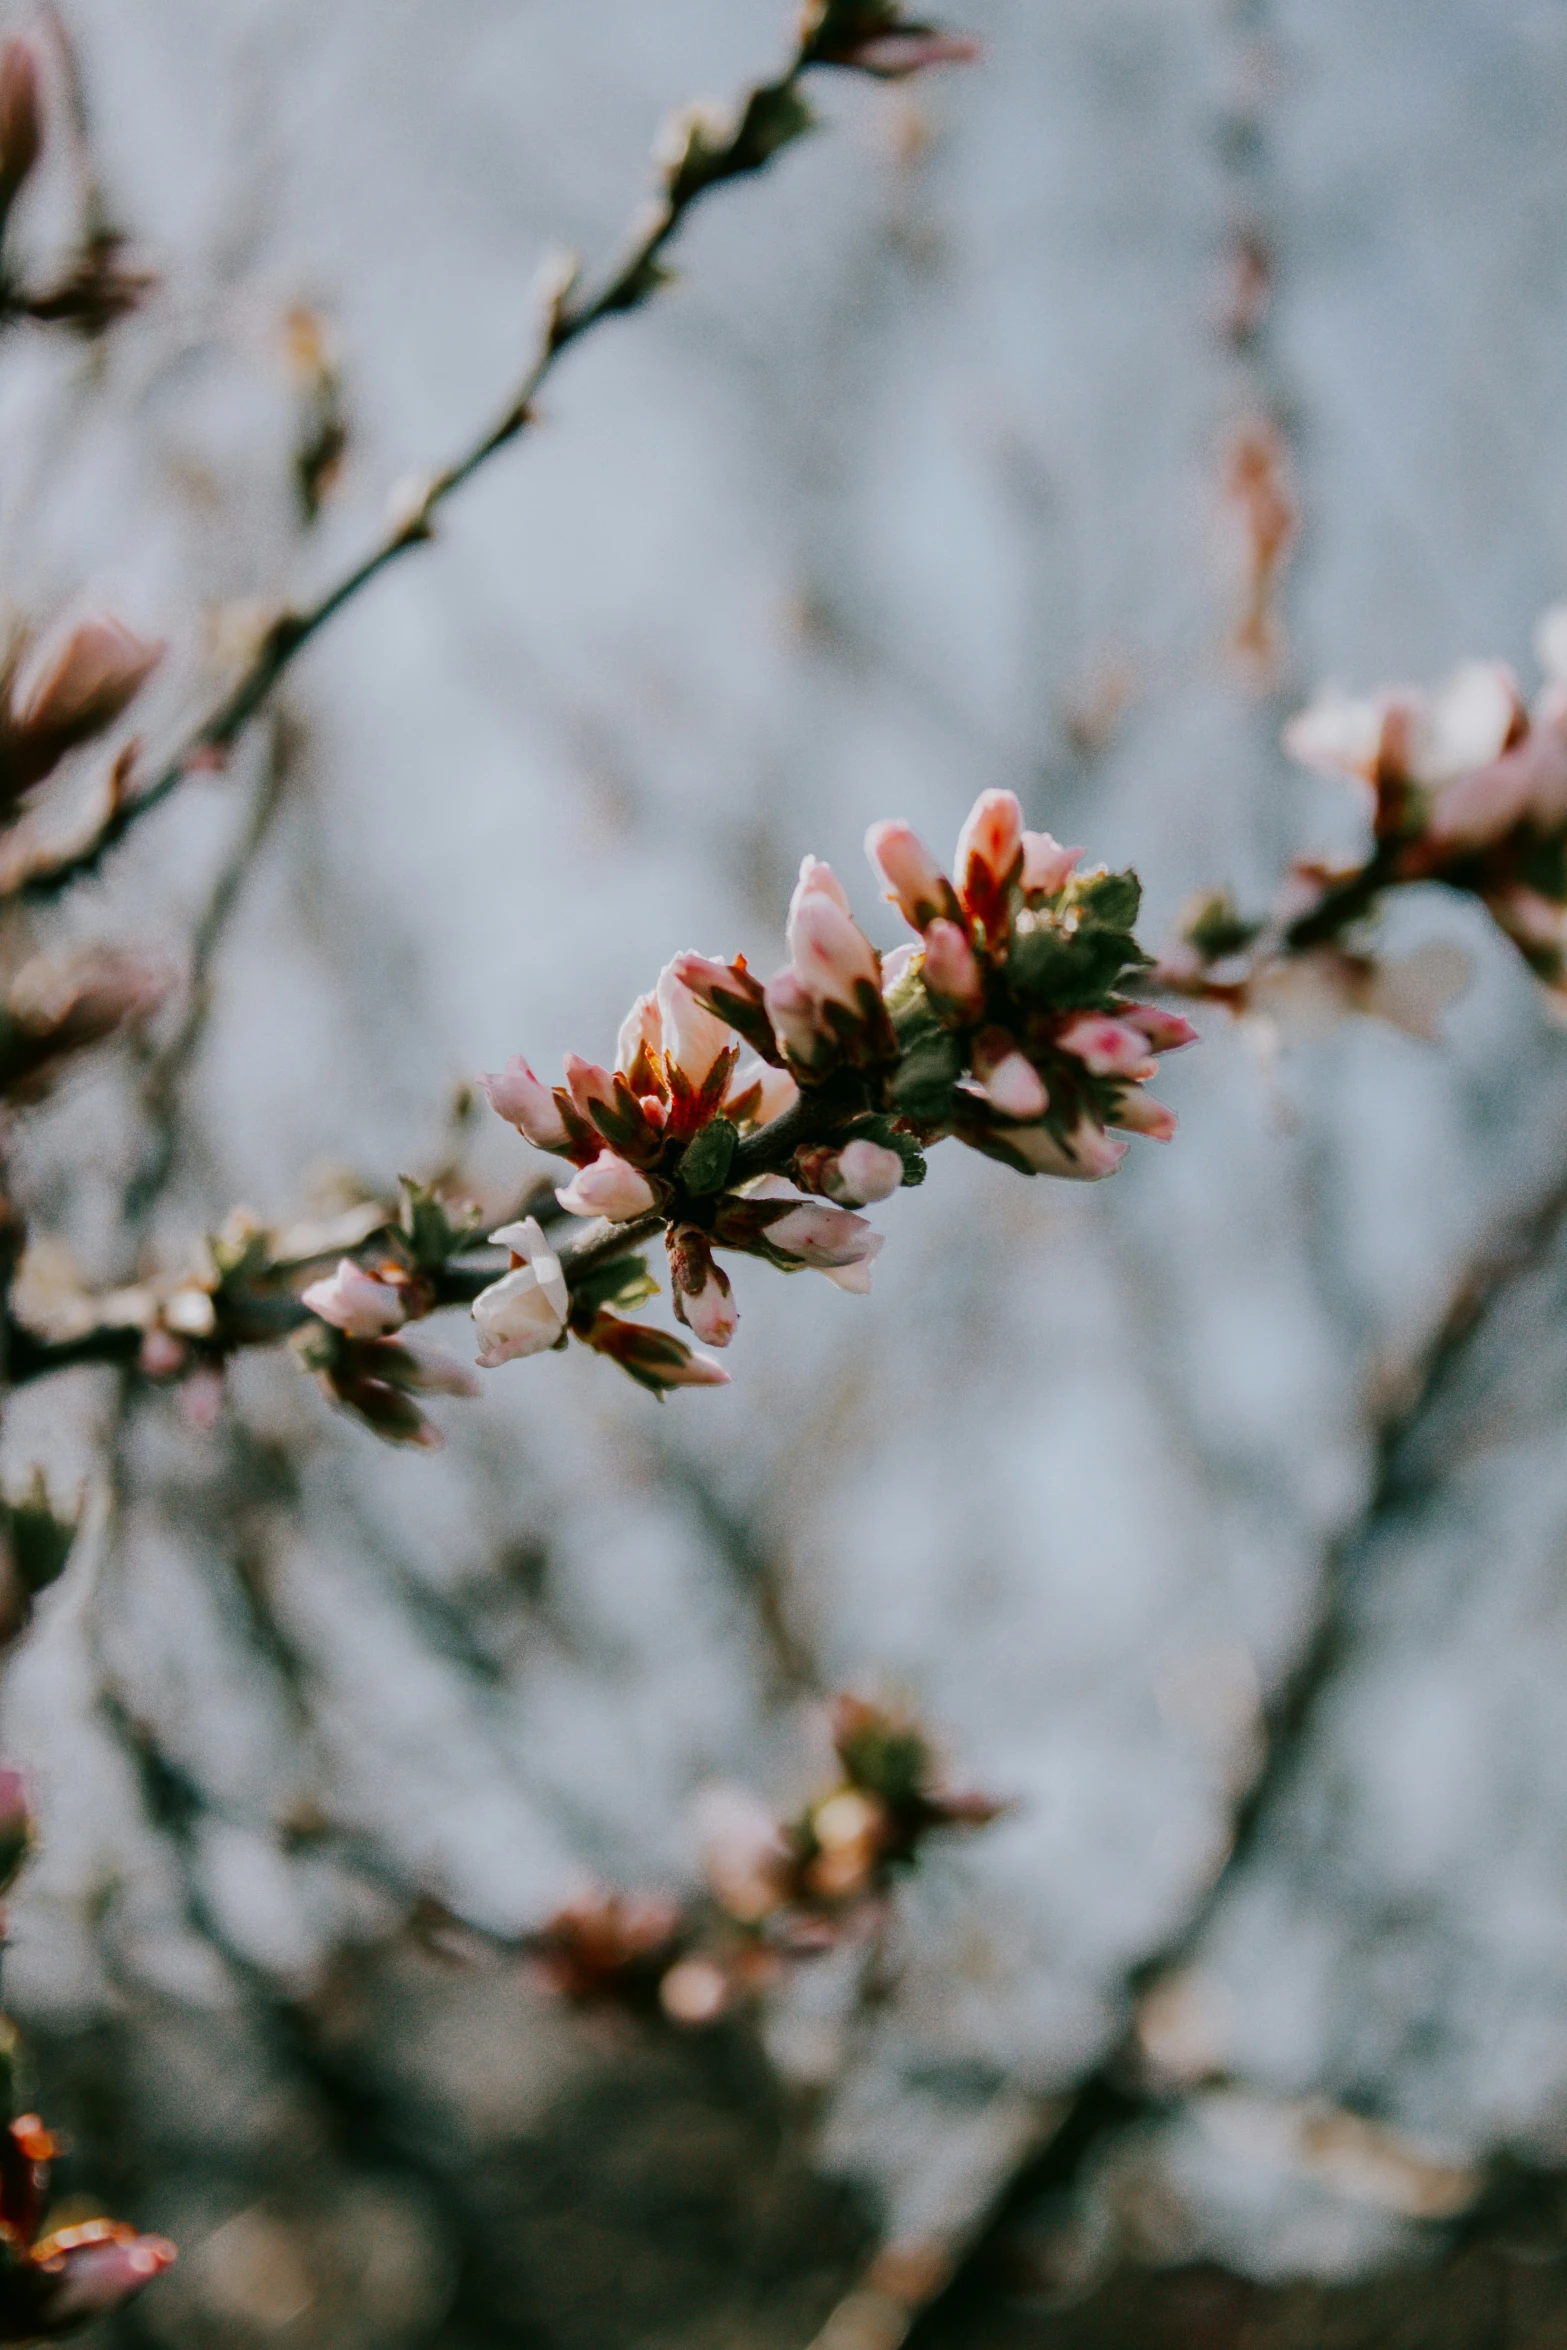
[457,788,1194,1399]
[1159,605,1567,1045]
[522,1695,1004,2028]
[0,1544,175,2337]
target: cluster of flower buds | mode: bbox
[0,1774,174,2336]
[699,1693,1007,1929]
[0,37,152,344]
[0,948,170,1107]
[295,1184,482,1446]
[524,1696,1003,2031]
[474,788,1187,1393]
[0,2104,175,2337]
[477,951,891,1388]
[862,791,1195,1173]
[0,606,167,899]
[0,616,163,818]
[1159,606,1567,1041]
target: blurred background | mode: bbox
[4,0,1567,2343]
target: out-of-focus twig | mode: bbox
[9,8,975,904]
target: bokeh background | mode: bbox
[5,1,1567,2343]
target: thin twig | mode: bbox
[3,1069,891,1386]
[889,1154,1567,2340]
[8,22,851,904]
[122,711,296,1229]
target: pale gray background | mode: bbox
[1,0,1566,2335]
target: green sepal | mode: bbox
[677,1117,738,1197]
[6,1471,79,1596]
[0,2016,21,2124]
[1180,888,1263,963]
[845,1114,927,1185]
[662,81,817,212]
[889,1027,962,1123]
[1007,916,1150,1012]
[570,1254,659,1319]
[399,1178,481,1271]
[1073,868,1142,930]
[838,1715,930,1807]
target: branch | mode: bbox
[8,10,974,905]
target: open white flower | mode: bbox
[472,1218,569,1368]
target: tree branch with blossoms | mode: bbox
[1155,603,1567,1050]
[444,789,1194,1409]
[4,786,1195,1441]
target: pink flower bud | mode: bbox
[864,820,956,931]
[763,967,826,1065]
[954,789,1024,917]
[1020,830,1082,895]
[471,1218,568,1367]
[482,1057,569,1149]
[1119,1003,1199,1053]
[1108,1089,1177,1140]
[787,882,880,1013]
[1013,1117,1129,1179]
[1056,1013,1158,1079]
[979,1050,1049,1120]
[659,1955,730,2025]
[0,1763,32,1893]
[563,1053,619,1123]
[0,40,42,217]
[954,1093,1129,1180]
[724,1050,798,1126]
[397,1345,483,1398]
[682,1267,737,1347]
[693,1783,795,1922]
[585,1312,731,1389]
[1281,688,1390,787]
[555,1149,658,1222]
[835,30,983,77]
[1426,707,1567,849]
[921,918,985,1017]
[766,1198,884,1274]
[655,959,733,1086]
[668,951,779,1065]
[791,854,852,916]
[300,1258,408,1339]
[827,1139,903,1205]
[880,941,919,994]
[138,1328,186,1379]
[21,2224,177,2335]
[615,991,662,1077]
[8,615,164,783]
[4,950,172,1099]
[822,1256,878,1293]
[668,1226,738,1348]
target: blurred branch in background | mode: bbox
[5,2,979,905]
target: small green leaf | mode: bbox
[678,1116,738,1197]
[1074,868,1142,929]
[399,1178,480,1270]
[1180,888,1262,964]
[845,1115,927,1184]
[890,1029,961,1122]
